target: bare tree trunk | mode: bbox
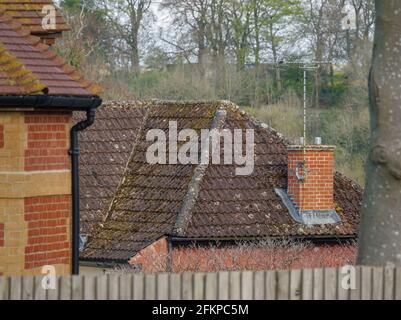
[253,1,260,67]
[197,19,208,76]
[357,0,401,267]
[269,24,281,94]
[131,38,140,74]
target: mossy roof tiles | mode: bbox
[0,8,100,96]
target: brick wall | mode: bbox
[25,112,70,171]
[0,111,72,276]
[0,223,4,247]
[24,196,71,270]
[171,243,357,272]
[128,239,357,273]
[129,237,169,272]
[287,146,335,212]
[0,124,4,148]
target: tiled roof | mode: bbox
[74,101,149,235]
[0,8,101,96]
[0,0,70,35]
[80,101,363,262]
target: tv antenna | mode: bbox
[277,60,333,181]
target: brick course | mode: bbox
[24,112,71,171]
[287,146,335,212]
[0,124,4,148]
[24,196,71,270]
[0,223,4,247]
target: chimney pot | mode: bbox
[315,137,322,145]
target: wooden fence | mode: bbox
[1,266,401,300]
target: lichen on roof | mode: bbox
[0,43,46,94]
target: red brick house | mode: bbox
[79,101,362,273]
[0,4,101,276]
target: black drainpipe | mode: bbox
[70,107,98,275]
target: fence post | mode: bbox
[205,273,217,300]
[0,276,9,300]
[241,271,254,300]
[71,275,84,300]
[383,267,395,300]
[229,271,241,300]
[290,269,302,300]
[277,270,290,300]
[265,270,277,300]
[59,276,72,300]
[337,267,350,300]
[96,274,107,300]
[302,269,313,300]
[324,268,337,300]
[182,273,193,300]
[169,273,182,300]
[361,267,373,300]
[395,268,401,300]
[108,274,120,300]
[157,273,169,300]
[22,276,34,300]
[350,266,362,300]
[83,275,96,300]
[372,267,384,300]
[313,269,324,300]
[218,271,229,300]
[193,273,205,300]
[145,274,157,300]
[10,277,22,300]
[133,273,145,300]
[254,271,265,300]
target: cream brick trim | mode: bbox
[0,170,71,199]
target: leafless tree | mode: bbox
[100,0,152,74]
[301,0,346,106]
[349,0,375,41]
[161,0,211,73]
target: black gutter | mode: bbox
[169,235,357,244]
[70,105,101,275]
[0,95,102,110]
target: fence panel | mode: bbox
[1,267,401,300]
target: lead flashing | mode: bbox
[275,188,341,225]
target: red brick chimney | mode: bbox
[287,145,336,213]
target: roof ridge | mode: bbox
[0,8,101,96]
[173,105,228,237]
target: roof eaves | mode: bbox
[0,95,102,110]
